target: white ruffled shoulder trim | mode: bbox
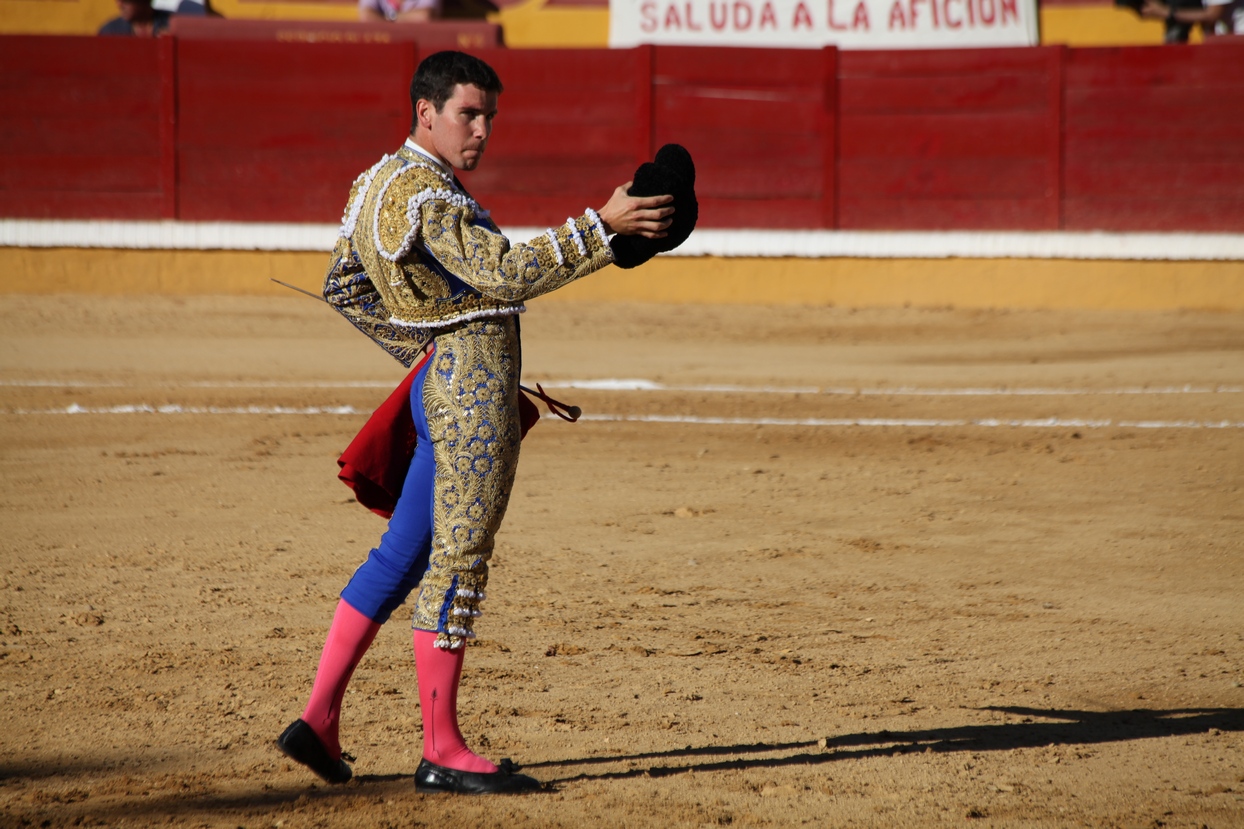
[373,174,480,263]
[338,155,391,239]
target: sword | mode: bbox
[271,278,327,302]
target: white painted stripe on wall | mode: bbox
[3,220,1242,262]
[536,228,1244,262]
[0,220,340,252]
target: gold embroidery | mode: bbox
[321,237,431,367]
[411,318,522,648]
[353,152,613,331]
[419,201,614,304]
[354,156,521,329]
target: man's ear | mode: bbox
[415,99,435,131]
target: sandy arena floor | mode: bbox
[1,295,1242,828]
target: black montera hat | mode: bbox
[610,144,698,270]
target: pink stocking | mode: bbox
[300,600,381,759]
[413,630,497,773]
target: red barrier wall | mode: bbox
[0,37,173,220]
[1063,45,1244,232]
[838,47,1061,230]
[2,36,1243,232]
[651,46,836,229]
[177,39,414,223]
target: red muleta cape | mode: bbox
[336,349,541,519]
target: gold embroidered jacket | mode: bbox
[324,145,614,359]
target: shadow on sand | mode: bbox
[6,706,1241,823]
[524,705,1244,784]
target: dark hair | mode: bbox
[409,51,503,128]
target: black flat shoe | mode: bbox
[414,757,542,794]
[276,719,353,784]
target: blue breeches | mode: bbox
[339,356,436,624]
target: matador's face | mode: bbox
[420,83,498,172]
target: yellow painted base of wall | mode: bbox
[556,256,1244,311]
[4,248,1242,311]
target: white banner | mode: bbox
[609,0,1039,49]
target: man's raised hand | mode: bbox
[598,183,675,239]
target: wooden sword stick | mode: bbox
[271,278,326,302]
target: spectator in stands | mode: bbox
[359,0,440,23]
[1142,0,1243,39]
[160,0,211,16]
[1223,0,1244,32]
[98,0,171,35]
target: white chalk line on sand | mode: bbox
[3,403,365,415]
[2,403,1242,430]
[0,380,397,389]
[579,414,1244,429]
[540,380,1244,396]
[2,378,1240,396]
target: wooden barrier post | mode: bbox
[1046,44,1065,230]
[821,45,839,230]
[636,45,655,164]
[159,36,178,220]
